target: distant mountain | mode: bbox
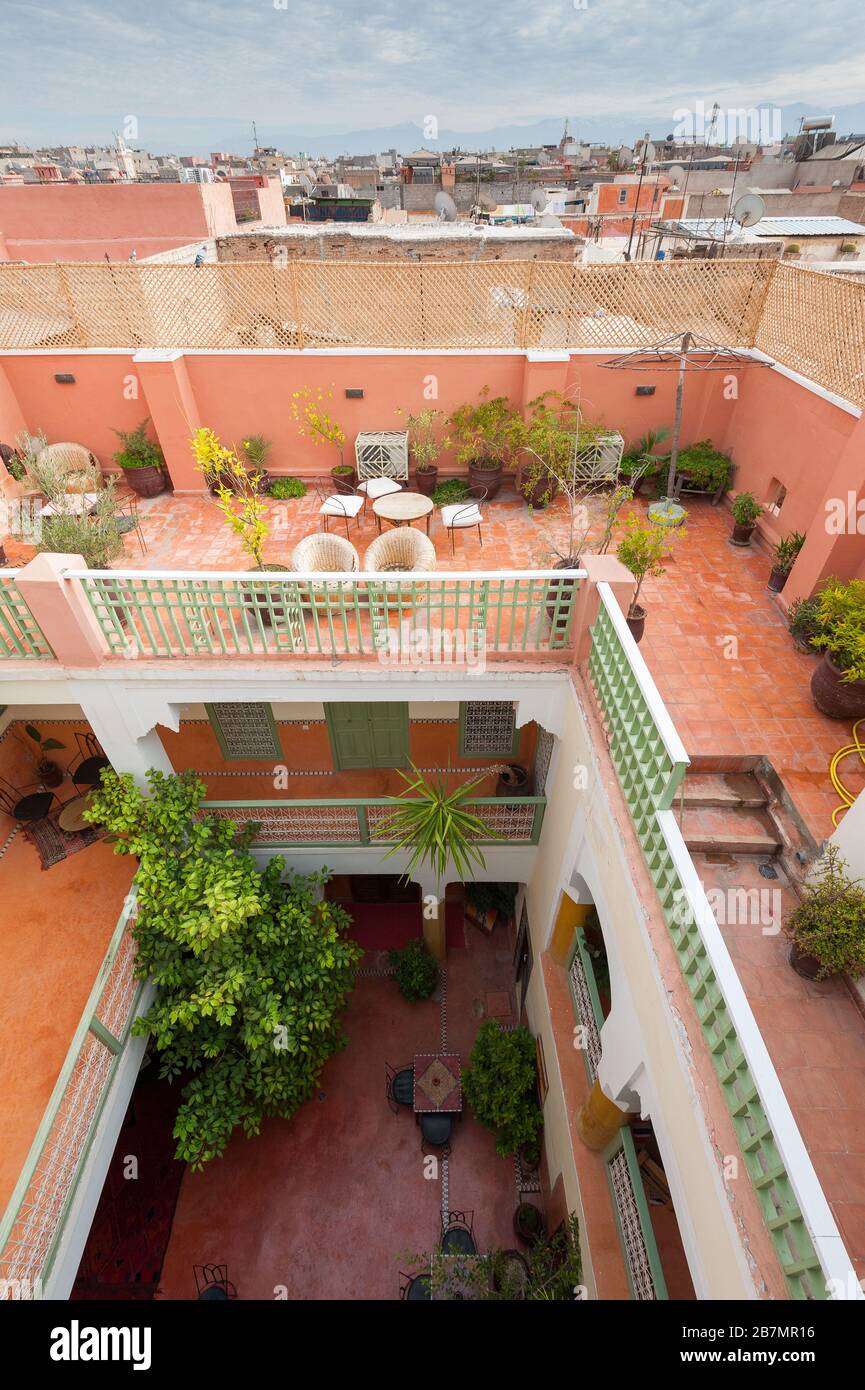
[8,103,865,160]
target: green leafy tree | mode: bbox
[462,1019,542,1156]
[85,770,361,1168]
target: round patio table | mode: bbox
[58,792,96,834]
[372,491,434,534]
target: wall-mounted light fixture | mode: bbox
[54,373,76,384]
[635,385,655,396]
[345,388,364,399]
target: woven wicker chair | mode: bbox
[37,442,102,490]
[291,532,360,584]
[363,527,437,573]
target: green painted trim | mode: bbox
[324,702,409,771]
[603,1130,670,1301]
[0,886,140,1271]
[587,600,827,1300]
[458,701,520,758]
[88,1017,122,1055]
[205,702,281,761]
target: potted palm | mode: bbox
[290,387,351,490]
[112,420,168,497]
[378,765,498,958]
[404,408,448,496]
[808,577,865,719]
[730,491,762,546]
[20,724,66,788]
[768,531,805,593]
[462,1020,543,1157]
[449,389,517,499]
[615,512,683,643]
[619,428,670,495]
[786,846,865,981]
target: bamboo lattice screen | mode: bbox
[0,258,862,407]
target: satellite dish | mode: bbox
[733,193,765,228]
[478,193,497,211]
[530,189,549,212]
[537,213,562,228]
[434,191,458,222]
[617,146,634,168]
[642,142,656,166]
[668,164,686,188]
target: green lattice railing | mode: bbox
[0,572,54,659]
[588,582,839,1301]
[68,569,583,660]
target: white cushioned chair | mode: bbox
[312,477,364,539]
[440,485,487,554]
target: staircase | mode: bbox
[679,770,783,858]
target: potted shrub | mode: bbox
[809,577,865,719]
[449,389,517,499]
[404,408,447,496]
[290,387,351,488]
[387,938,439,1001]
[783,242,801,258]
[431,479,470,508]
[267,476,306,500]
[191,428,289,626]
[768,531,805,592]
[786,846,865,981]
[112,419,168,498]
[513,1202,545,1247]
[20,723,66,788]
[615,511,683,643]
[674,439,732,500]
[462,1020,543,1157]
[37,477,125,570]
[839,242,857,257]
[730,491,762,546]
[788,597,821,653]
[241,434,273,493]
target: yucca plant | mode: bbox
[379,764,497,889]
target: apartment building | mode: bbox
[0,256,864,1302]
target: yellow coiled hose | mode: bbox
[830,718,865,827]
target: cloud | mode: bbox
[2,0,863,146]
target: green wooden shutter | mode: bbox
[325,703,408,770]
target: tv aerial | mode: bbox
[434,191,458,222]
[732,192,765,227]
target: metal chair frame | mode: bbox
[441,484,487,555]
[312,477,364,540]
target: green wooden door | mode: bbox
[325,703,409,770]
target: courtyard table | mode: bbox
[372,491,434,535]
[413,1053,462,1114]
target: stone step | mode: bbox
[681,804,782,857]
[682,770,768,811]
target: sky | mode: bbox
[3,0,864,150]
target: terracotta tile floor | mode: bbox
[82,484,862,846]
[157,923,533,1300]
[695,854,865,1282]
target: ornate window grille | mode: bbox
[459,701,519,757]
[533,727,555,796]
[205,703,281,760]
[354,430,409,480]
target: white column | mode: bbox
[76,685,174,789]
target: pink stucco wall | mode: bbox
[0,347,860,596]
[0,183,240,262]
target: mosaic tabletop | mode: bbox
[413,1053,462,1114]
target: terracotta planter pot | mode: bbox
[415,467,438,496]
[497,763,530,797]
[810,652,865,720]
[37,758,64,789]
[730,521,757,546]
[767,564,789,593]
[468,459,503,499]
[626,604,646,644]
[331,466,355,494]
[789,940,823,981]
[513,1202,544,1247]
[520,473,557,509]
[491,1250,530,1297]
[122,466,167,498]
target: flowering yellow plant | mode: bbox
[289,387,345,464]
[190,427,269,570]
